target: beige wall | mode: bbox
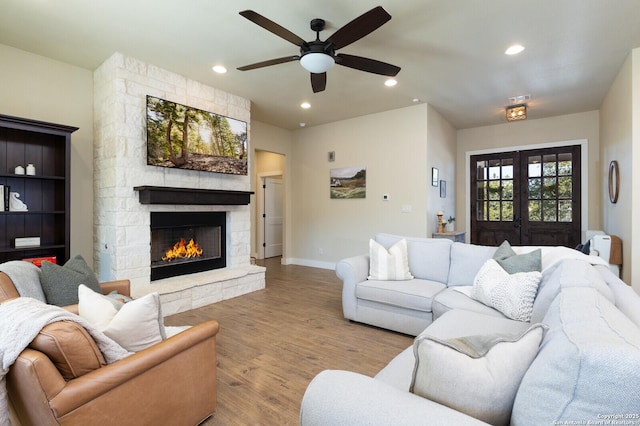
[427,104,457,234]
[0,44,95,264]
[600,48,640,289]
[456,111,601,243]
[250,120,294,261]
[289,104,431,267]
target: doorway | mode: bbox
[470,145,581,247]
[263,176,283,258]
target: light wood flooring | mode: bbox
[165,257,413,425]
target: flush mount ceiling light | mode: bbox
[300,102,311,109]
[384,78,397,87]
[212,65,227,74]
[506,104,527,122]
[505,44,525,55]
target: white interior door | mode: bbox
[264,177,283,258]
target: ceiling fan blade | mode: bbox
[325,6,391,50]
[311,73,327,93]
[237,56,299,71]
[335,53,400,76]
[239,10,306,46]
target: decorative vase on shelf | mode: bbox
[446,223,454,232]
[26,163,36,175]
[14,165,25,175]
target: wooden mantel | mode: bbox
[134,186,254,205]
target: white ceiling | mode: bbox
[1,0,640,130]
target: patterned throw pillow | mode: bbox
[472,259,542,322]
[368,238,413,281]
[410,324,546,425]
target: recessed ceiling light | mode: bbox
[212,65,227,74]
[412,98,420,103]
[299,122,306,127]
[384,79,398,87]
[300,102,311,109]
[505,44,525,55]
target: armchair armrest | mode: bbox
[335,255,369,320]
[99,279,131,297]
[301,370,488,426]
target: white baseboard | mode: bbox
[283,257,336,270]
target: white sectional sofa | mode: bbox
[301,233,640,425]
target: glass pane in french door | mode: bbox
[475,158,514,222]
[527,152,573,224]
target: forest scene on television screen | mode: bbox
[146,96,248,175]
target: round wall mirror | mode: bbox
[608,160,619,204]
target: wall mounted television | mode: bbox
[146,95,248,175]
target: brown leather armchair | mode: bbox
[1,272,219,426]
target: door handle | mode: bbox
[513,214,522,229]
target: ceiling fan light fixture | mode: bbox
[300,52,335,74]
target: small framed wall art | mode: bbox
[440,180,446,198]
[432,168,439,186]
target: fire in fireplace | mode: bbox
[150,212,226,281]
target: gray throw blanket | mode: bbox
[0,297,132,426]
[0,261,46,302]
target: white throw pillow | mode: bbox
[410,324,546,426]
[472,259,542,322]
[78,284,166,352]
[368,238,414,281]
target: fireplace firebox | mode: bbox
[150,212,226,281]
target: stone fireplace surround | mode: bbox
[93,52,265,316]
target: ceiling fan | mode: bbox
[237,6,401,93]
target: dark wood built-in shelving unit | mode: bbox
[0,114,77,264]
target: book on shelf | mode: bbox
[2,184,9,211]
[0,184,3,211]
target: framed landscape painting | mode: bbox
[330,166,366,199]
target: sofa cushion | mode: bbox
[431,287,506,320]
[356,279,445,312]
[512,287,640,424]
[472,259,542,322]
[411,323,546,425]
[78,284,166,352]
[447,242,496,286]
[40,255,101,306]
[493,240,541,274]
[530,259,614,324]
[29,320,107,380]
[594,264,640,329]
[375,234,451,283]
[368,238,413,281]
